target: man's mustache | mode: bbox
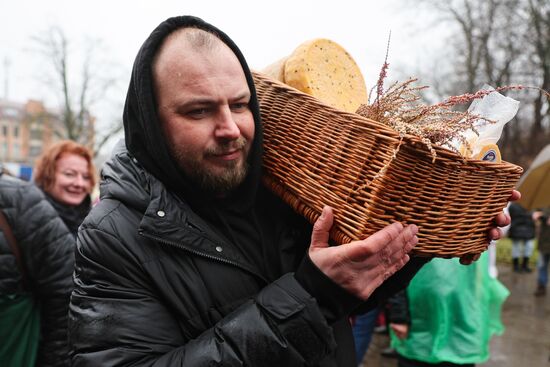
[205,137,248,156]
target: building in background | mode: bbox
[0,98,95,180]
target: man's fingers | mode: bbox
[366,223,417,259]
[494,212,510,228]
[344,223,417,262]
[310,206,333,249]
[377,229,417,269]
[354,222,404,255]
[488,227,501,241]
[340,223,401,261]
[509,190,521,202]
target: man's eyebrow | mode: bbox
[177,98,215,107]
[230,91,252,102]
[168,98,214,112]
[175,92,251,108]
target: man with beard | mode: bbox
[68,16,516,366]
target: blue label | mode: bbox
[482,149,497,162]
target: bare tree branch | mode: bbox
[405,0,550,168]
[30,27,123,157]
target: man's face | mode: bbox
[153,37,254,195]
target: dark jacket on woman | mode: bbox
[508,203,536,240]
[385,289,410,325]
[44,193,91,238]
[0,173,74,366]
[68,16,426,366]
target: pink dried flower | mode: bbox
[357,48,550,162]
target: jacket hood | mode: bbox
[123,15,263,211]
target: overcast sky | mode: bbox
[0,0,446,153]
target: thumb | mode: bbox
[310,206,333,250]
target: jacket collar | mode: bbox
[102,143,264,279]
[138,170,265,280]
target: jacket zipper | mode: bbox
[139,230,269,284]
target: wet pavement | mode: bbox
[360,264,550,367]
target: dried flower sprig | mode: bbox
[358,78,490,161]
[371,31,392,108]
[359,65,550,161]
[358,43,550,163]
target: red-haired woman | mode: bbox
[34,140,96,237]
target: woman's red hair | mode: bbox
[34,140,96,193]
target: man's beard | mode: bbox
[172,137,250,196]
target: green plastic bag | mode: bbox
[0,294,40,367]
[391,252,509,364]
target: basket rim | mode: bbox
[252,71,402,139]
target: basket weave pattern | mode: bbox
[253,72,523,257]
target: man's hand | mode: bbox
[460,189,521,265]
[389,323,409,339]
[308,206,417,300]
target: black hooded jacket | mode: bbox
[68,16,425,366]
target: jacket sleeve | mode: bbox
[14,183,74,367]
[69,228,337,367]
[385,289,410,325]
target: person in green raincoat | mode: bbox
[388,251,509,367]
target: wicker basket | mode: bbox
[253,71,524,257]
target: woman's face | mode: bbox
[48,153,92,206]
